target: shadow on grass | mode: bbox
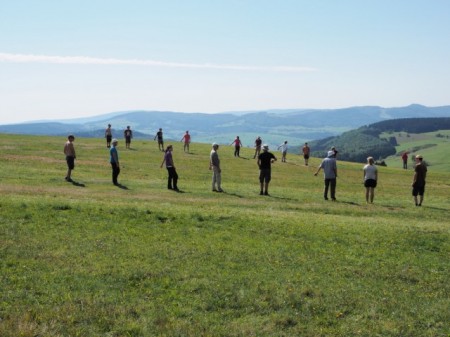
[71,181,85,187]
[115,183,129,190]
[220,191,244,198]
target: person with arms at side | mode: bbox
[253,136,262,159]
[258,144,277,196]
[402,151,408,169]
[124,126,133,149]
[110,139,120,186]
[64,135,76,182]
[180,130,191,153]
[230,136,243,157]
[412,154,427,206]
[302,142,310,166]
[160,145,179,191]
[363,156,378,204]
[105,124,112,148]
[278,140,288,162]
[210,143,223,192]
[154,128,164,151]
[314,150,338,201]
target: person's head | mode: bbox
[186,130,189,134]
[108,124,111,127]
[327,150,335,158]
[159,128,162,131]
[415,154,423,162]
[236,136,240,139]
[166,145,173,152]
[127,126,130,129]
[112,139,118,146]
[263,144,269,151]
[212,142,219,150]
[305,142,308,145]
[367,156,374,165]
[257,136,261,139]
[68,135,75,141]
[284,141,288,144]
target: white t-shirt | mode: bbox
[363,164,377,180]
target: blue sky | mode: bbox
[1,0,449,124]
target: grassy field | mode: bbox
[382,130,450,172]
[0,133,449,337]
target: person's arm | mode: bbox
[160,155,166,168]
[314,165,321,176]
[412,170,418,187]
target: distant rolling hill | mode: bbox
[1,104,450,147]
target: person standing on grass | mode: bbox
[110,138,120,185]
[363,156,378,204]
[124,126,133,149]
[278,140,288,162]
[314,150,337,201]
[253,136,262,159]
[402,151,408,169]
[160,145,179,191]
[230,136,243,157]
[105,124,112,148]
[210,143,223,192]
[180,130,191,153]
[302,142,310,166]
[154,128,164,151]
[258,144,277,196]
[412,154,427,206]
[63,135,76,182]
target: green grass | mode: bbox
[382,130,450,171]
[1,134,449,336]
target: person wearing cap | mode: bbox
[253,136,262,159]
[124,126,133,149]
[314,150,338,201]
[258,144,277,195]
[105,124,112,148]
[278,141,288,162]
[209,143,223,192]
[302,142,310,166]
[180,130,191,153]
[63,135,76,182]
[363,156,378,203]
[154,128,164,151]
[110,138,120,185]
[160,145,179,191]
[230,136,243,157]
[412,154,427,206]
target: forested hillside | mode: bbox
[309,117,450,162]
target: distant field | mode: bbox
[0,134,449,336]
[381,130,450,172]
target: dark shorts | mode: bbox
[106,135,112,142]
[158,138,163,144]
[66,156,75,170]
[125,136,131,144]
[412,184,425,196]
[304,154,310,159]
[364,179,377,188]
[259,169,271,183]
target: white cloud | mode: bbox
[0,52,316,72]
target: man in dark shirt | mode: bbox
[257,144,277,196]
[412,154,427,206]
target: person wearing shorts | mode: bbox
[253,136,262,159]
[64,135,76,182]
[302,142,310,166]
[124,126,133,149]
[181,130,191,153]
[154,128,164,151]
[412,154,427,206]
[363,156,378,203]
[105,124,112,148]
[258,144,277,195]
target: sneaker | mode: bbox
[260,191,263,195]
[212,189,218,192]
[264,191,269,196]
[217,189,224,193]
